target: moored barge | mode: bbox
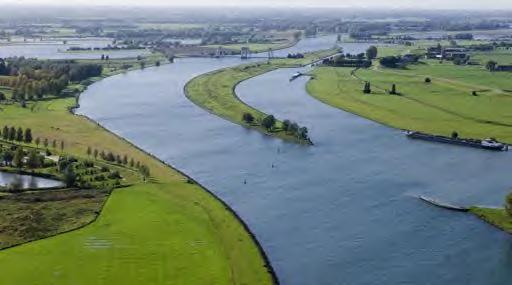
[404,130,508,151]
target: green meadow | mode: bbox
[307,60,512,142]
[0,61,273,284]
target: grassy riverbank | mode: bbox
[307,60,512,143]
[0,59,274,284]
[185,48,338,144]
[470,207,512,233]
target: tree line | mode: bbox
[86,146,150,179]
[242,112,310,141]
[0,57,103,102]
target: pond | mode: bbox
[0,171,64,190]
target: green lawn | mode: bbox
[185,49,338,144]
[0,61,273,284]
[307,60,512,143]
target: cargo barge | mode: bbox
[404,130,508,151]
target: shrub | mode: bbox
[242,112,255,124]
[425,77,431,83]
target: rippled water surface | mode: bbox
[77,35,512,285]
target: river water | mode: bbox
[77,35,512,284]
[0,37,150,59]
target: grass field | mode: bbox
[185,49,338,144]
[470,207,512,234]
[307,60,512,143]
[0,189,108,249]
[0,61,274,284]
[203,30,300,53]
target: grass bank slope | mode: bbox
[0,71,274,284]
[470,207,512,234]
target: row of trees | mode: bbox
[86,146,150,178]
[2,126,32,143]
[242,112,310,141]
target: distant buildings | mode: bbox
[426,46,467,60]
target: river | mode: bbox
[77,35,512,284]
[0,37,150,59]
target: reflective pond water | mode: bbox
[77,35,512,284]
[0,171,64,190]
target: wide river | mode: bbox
[77,35,512,284]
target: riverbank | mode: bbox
[470,207,512,234]
[306,60,512,143]
[185,48,338,144]
[0,58,275,284]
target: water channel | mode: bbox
[76,35,512,284]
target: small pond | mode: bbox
[0,171,64,190]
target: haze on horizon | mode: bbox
[5,0,512,10]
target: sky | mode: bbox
[3,0,512,10]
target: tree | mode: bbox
[506,193,512,217]
[27,149,42,168]
[3,150,14,166]
[390,84,397,95]
[282,119,291,132]
[24,128,32,143]
[87,146,92,157]
[261,115,276,131]
[129,158,134,167]
[16,127,23,142]
[13,147,24,168]
[425,77,431,83]
[366,46,378,60]
[379,56,401,68]
[242,112,255,124]
[93,149,98,159]
[8,126,16,141]
[140,165,150,180]
[43,138,49,148]
[60,140,64,152]
[35,137,40,147]
[2,126,8,140]
[63,166,77,187]
[122,154,128,165]
[363,82,371,94]
[289,122,299,134]
[451,131,459,139]
[140,61,146,69]
[52,139,56,149]
[485,60,497,72]
[298,127,309,140]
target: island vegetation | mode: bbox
[185,48,338,144]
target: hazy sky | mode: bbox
[4,0,512,10]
